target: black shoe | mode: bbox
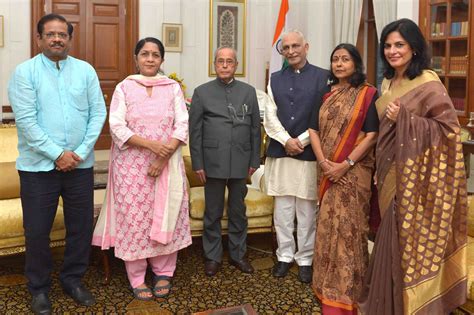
[63,284,95,306]
[31,292,52,315]
[272,261,292,278]
[229,258,255,274]
[204,260,221,277]
[298,265,312,283]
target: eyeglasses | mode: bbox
[215,58,235,66]
[43,32,69,40]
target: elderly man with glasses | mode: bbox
[264,30,330,284]
[189,47,261,277]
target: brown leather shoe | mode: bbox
[204,260,220,276]
[229,258,254,274]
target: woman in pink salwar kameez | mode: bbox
[92,37,191,300]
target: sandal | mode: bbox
[131,286,153,301]
[152,274,172,298]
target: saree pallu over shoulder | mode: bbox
[360,70,468,315]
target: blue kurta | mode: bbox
[8,53,106,171]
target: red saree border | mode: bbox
[319,85,377,201]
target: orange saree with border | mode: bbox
[312,84,378,315]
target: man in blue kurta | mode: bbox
[264,30,330,283]
[8,14,106,314]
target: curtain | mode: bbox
[332,0,364,46]
[373,0,397,41]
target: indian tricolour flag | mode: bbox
[269,0,289,76]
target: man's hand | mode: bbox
[195,169,206,184]
[148,140,174,158]
[285,138,304,156]
[55,151,82,172]
[248,167,257,176]
[148,158,166,177]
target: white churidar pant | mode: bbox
[273,195,318,266]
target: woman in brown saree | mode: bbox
[309,43,379,315]
[359,19,468,314]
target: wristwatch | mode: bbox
[346,157,355,167]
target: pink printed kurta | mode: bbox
[92,75,192,261]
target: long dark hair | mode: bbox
[379,18,430,80]
[328,43,366,87]
[134,37,165,59]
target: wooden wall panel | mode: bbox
[93,24,119,70]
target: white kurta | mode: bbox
[263,85,317,201]
[264,157,317,200]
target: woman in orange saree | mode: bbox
[309,43,379,315]
[358,19,468,315]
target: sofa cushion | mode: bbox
[189,186,274,219]
[183,155,203,188]
[0,126,19,163]
[468,236,474,301]
[468,195,474,238]
[0,198,66,246]
[0,162,20,199]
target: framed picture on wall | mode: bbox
[209,0,246,76]
[0,16,4,47]
[162,23,183,52]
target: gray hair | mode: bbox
[281,29,307,45]
[214,46,238,62]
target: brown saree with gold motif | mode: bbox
[359,70,468,315]
[312,84,378,314]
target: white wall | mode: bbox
[0,0,31,117]
[139,0,279,96]
[138,0,335,96]
[139,0,182,78]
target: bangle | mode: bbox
[319,159,328,165]
[55,151,65,161]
